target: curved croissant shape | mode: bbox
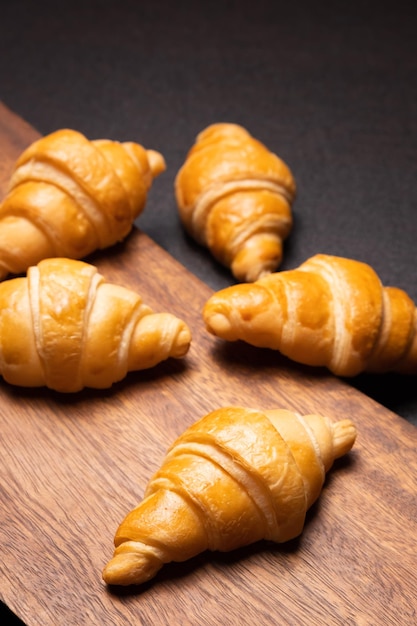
[102,406,356,586]
[203,254,417,376]
[174,123,296,282]
[0,258,191,392]
[0,129,166,281]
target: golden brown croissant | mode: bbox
[174,123,296,282]
[0,257,191,392]
[102,406,356,586]
[0,128,166,280]
[203,253,417,376]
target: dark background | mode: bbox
[1,1,416,426]
[0,1,416,622]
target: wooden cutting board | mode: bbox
[0,101,416,626]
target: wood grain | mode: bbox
[0,101,416,626]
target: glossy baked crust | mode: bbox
[102,406,356,586]
[0,257,190,391]
[203,253,417,376]
[0,129,165,280]
[175,123,296,282]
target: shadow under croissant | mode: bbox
[104,537,303,598]
[104,455,358,598]
[350,372,417,424]
[208,340,417,423]
[208,340,329,376]
[0,357,191,405]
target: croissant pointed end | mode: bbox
[203,285,233,326]
[203,283,273,343]
[102,549,163,587]
[204,309,234,338]
[146,149,166,178]
[231,236,283,282]
[128,314,191,370]
[172,323,192,358]
[332,419,357,460]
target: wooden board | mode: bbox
[0,101,416,626]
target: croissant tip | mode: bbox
[102,563,135,587]
[146,149,166,178]
[204,311,233,338]
[102,552,162,587]
[173,324,192,358]
[332,419,357,459]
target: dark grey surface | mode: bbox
[1,0,416,426]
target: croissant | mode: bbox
[174,123,296,282]
[0,257,191,392]
[203,253,417,376]
[0,128,166,281]
[102,406,356,586]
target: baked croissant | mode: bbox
[203,253,417,376]
[0,257,191,392]
[0,128,166,281]
[102,406,356,586]
[174,123,296,282]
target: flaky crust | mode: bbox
[175,123,296,282]
[0,129,166,280]
[0,258,191,392]
[203,254,417,376]
[102,406,356,586]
